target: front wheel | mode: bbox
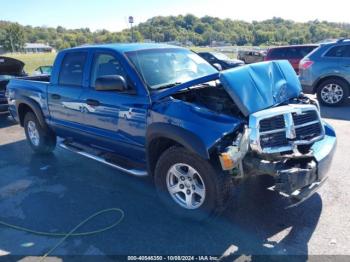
[317,78,349,106]
[24,112,56,154]
[154,146,233,221]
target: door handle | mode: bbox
[86,99,100,107]
[51,94,61,100]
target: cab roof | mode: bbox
[69,43,184,53]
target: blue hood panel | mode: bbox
[220,60,301,116]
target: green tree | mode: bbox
[3,23,25,52]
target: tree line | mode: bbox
[1,15,350,52]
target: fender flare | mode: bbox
[146,123,210,160]
[16,96,47,128]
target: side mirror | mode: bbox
[213,63,223,71]
[95,75,127,91]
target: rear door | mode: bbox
[333,44,350,76]
[48,51,88,135]
[322,44,350,77]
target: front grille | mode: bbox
[260,131,289,148]
[295,122,323,141]
[260,115,285,132]
[292,110,318,125]
[250,105,324,154]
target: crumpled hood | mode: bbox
[151,61,301,117]
[220,60,301,116]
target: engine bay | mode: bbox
[172,84,242,116]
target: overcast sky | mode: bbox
[1,0,349,31]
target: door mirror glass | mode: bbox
[95,75,128,91]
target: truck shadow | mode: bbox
[0,115,17,128]
[320,98,350,121]
[0,141,321,261]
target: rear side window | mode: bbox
[59,52,87,86]
[299,46,317,57]
[268,46,317,59]
[268,48,287,59]
[325,45,350,57]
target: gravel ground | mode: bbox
[0,101,349,261]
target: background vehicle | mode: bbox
[197,51,244,70]
[0,56,26,115]
[7,44,336,220]
[265,45,318,74]
[33,65,53,75]
[237,50,265,64]
[299,39,350,106]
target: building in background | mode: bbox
[24,43,55,53]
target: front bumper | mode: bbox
[278,122,336,207]
[244,122,336,207]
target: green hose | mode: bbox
[0,208,125,261]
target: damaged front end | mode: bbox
[153,59,336,207]
[217,105,336,207]
[215,61,337,207]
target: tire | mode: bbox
[24,112,56,154]
[317,78,349,106]
[154,146,234,221]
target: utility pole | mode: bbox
[9,34,15,53]
[129,16,134,42]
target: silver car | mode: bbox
[299,39,350,106]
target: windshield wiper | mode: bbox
[156,82,182,90]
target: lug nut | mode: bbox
[180,176,185,181]
[186,190,191,195]
[180,184,184,189]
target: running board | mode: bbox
[59,143,148,177]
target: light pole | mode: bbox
[129,16,134,42]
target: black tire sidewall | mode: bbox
[154,147,225,221]
[317,79,349,106]
[24,112,55,154]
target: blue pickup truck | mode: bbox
[7,44,337,220]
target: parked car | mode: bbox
[7,44,336,220]
[299,39,350,106]
[265,45,318,74]
[34,65,53,75]
[237,50,265,64]
[197,51,244,70]
[0,56,26,115]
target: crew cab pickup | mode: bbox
[7,44,337,220]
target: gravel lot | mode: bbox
[0,100,349,261]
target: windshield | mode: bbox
[212,52,230,60]
[126,48,217,90]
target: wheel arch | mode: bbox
[313,75,350,93]
[16,97,46,128]
[146,123,210,176]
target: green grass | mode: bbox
[4,53,57,75]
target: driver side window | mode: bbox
[91,53,129,90]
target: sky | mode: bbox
[1,0,349,32]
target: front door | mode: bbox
[80,51,149,162]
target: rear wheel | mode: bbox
[24,112,56,154]
[154,146,233,221]
[317,78,349,106]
